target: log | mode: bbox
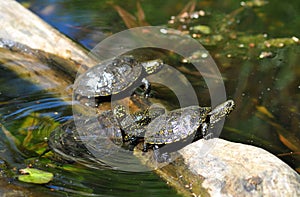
[0,39,75,95]
[0,0,96,68]
[1,1,300,197]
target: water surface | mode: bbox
[2,0,300,196]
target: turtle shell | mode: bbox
[144,106,211,144]
[74,56,142,97]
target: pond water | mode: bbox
[1,0,300,196]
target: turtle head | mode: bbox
[208,100,235,124]
[141,59,164,75]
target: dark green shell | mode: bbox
[144,100,235,145]
[74,56,142,97]
[144,106,211,144]
[74,56,163,98]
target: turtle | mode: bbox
[142,100,235,162]
[47,110,124,163]
[113,105,166,150]
[48,105,162,163]
[73,56,164,106]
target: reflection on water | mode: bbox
[18,0,192,49]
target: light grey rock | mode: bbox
[179,138,300,197]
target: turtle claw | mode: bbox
[128,144,135,151]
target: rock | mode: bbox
[135,137,299,196]
[179,138,300,196]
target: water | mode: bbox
[0,56,180,196]
[2,0,300,196]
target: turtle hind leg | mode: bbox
[121,134,139,151]
[153,145,171,163]
[142,142,148,152]
[128,136,140,151]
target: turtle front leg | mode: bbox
[141,78,151,97]
[201,123,213,140]
[140,59,163,97]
